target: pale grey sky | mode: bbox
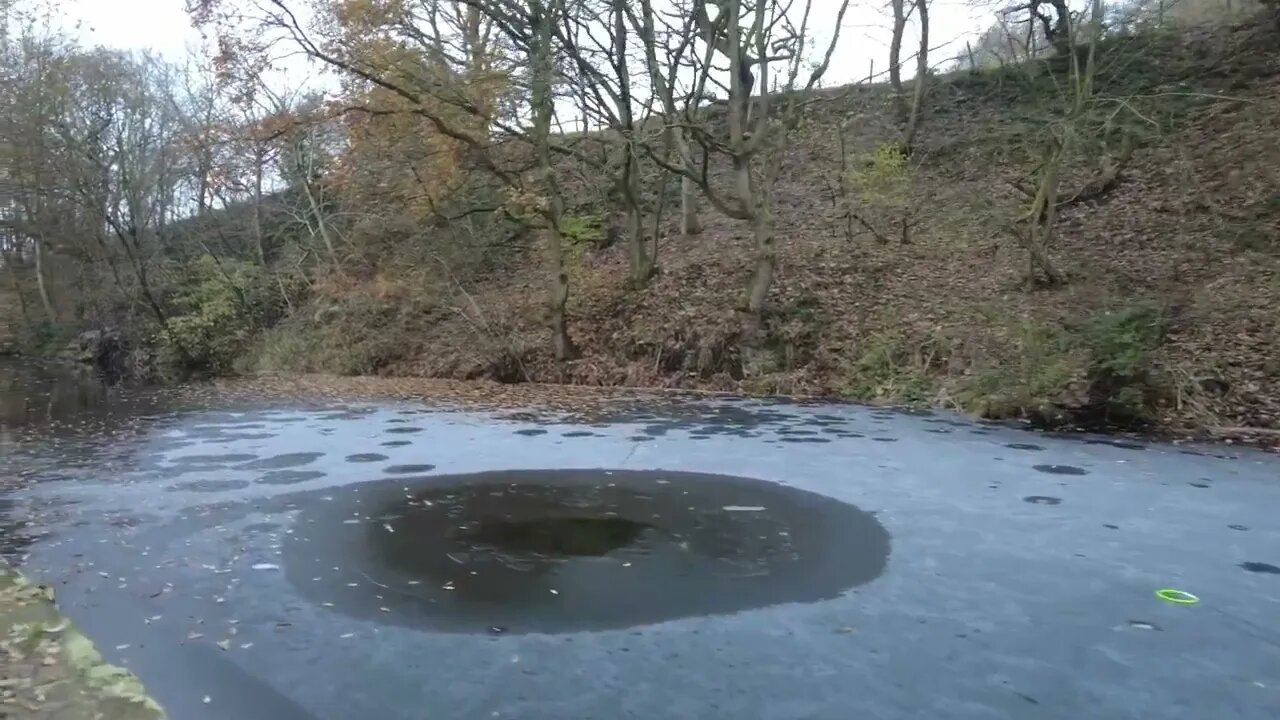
[55,0,998,86]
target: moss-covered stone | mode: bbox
[1,565,165,720]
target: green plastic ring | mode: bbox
[1155,588,1200,605]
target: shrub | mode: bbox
[841,329,952,404]
[560,214,605,247]
[956,319,1087,421]
[1082,301,1168,423]
[159,255,282,373]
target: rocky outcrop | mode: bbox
[66,328,128,377]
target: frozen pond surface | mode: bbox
[2,361,1278,719]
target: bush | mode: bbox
[249,292,428,376]
[16,320,77,358]
[560,214,605,247]
[957,303,1169,427]
[956,319,1088,421]
[159,255,283,373]
[841,329,952,404]
[1082,301,1168,423]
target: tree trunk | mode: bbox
[744,205,775,338]
[531,0,576,360]
[626,201,654,287]
[301,180,340,269]
[252,150,267,266]
[1026,141,1066,286]
[676,127,701,237]
[33,238,57,322]
[889,0,907,123]
[3,251,29,322]
[901,0,929,153]
[611,0,653,288]
[546,228,574,360]
[680,175,701,238]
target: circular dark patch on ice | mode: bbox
[257,470,327,485]
[384,464,436,475]
[1023,495,1062,505]
[1228,524,1249,531]
[385,427,424,435]
[346,454,389,463]
[168,479,252,493]
[513,429,547,437]
[1032,464,1088,476]
[381,440,412,448]
[870,437,898,443]
[1084,439,1147,450]
[283,469,890,634]
[239,452,325,470]
[1005,443,1044,451]
[1240,561,1280,574]
[170,453,259,466]
[561,431,598,438]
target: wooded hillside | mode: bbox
[2,0,1277,434]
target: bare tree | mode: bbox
[556,0,686,286]
[901,0,929,153]
[192,0,586,358]
[1006,0,1111,287]
[889,0,908,122]
[632,0,852,342]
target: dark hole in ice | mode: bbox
[1228,524,1249,531]
[1032,464,1088,476]
[257,470,327,485]
[513,429,547,437]
[216,432,278,441]
[561,431,598,438]
[1240,561,1280,574]
[283,469,889,634]
[1005,443,1043,451]
[1023,496,1062,505]
[779,436,831,443]
[871,437,898,443]
[1085,439,1147,450]
[1188,482,1210,488]
[168,479,251,493]
[381,440,412,448]
[239,452,325,470]
[170,453,259,466]
[346,454,389,463]
[464,517,650,557]
[386,427,423,435]
[384,464,436,475]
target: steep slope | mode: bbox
[268,21,1280,434]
